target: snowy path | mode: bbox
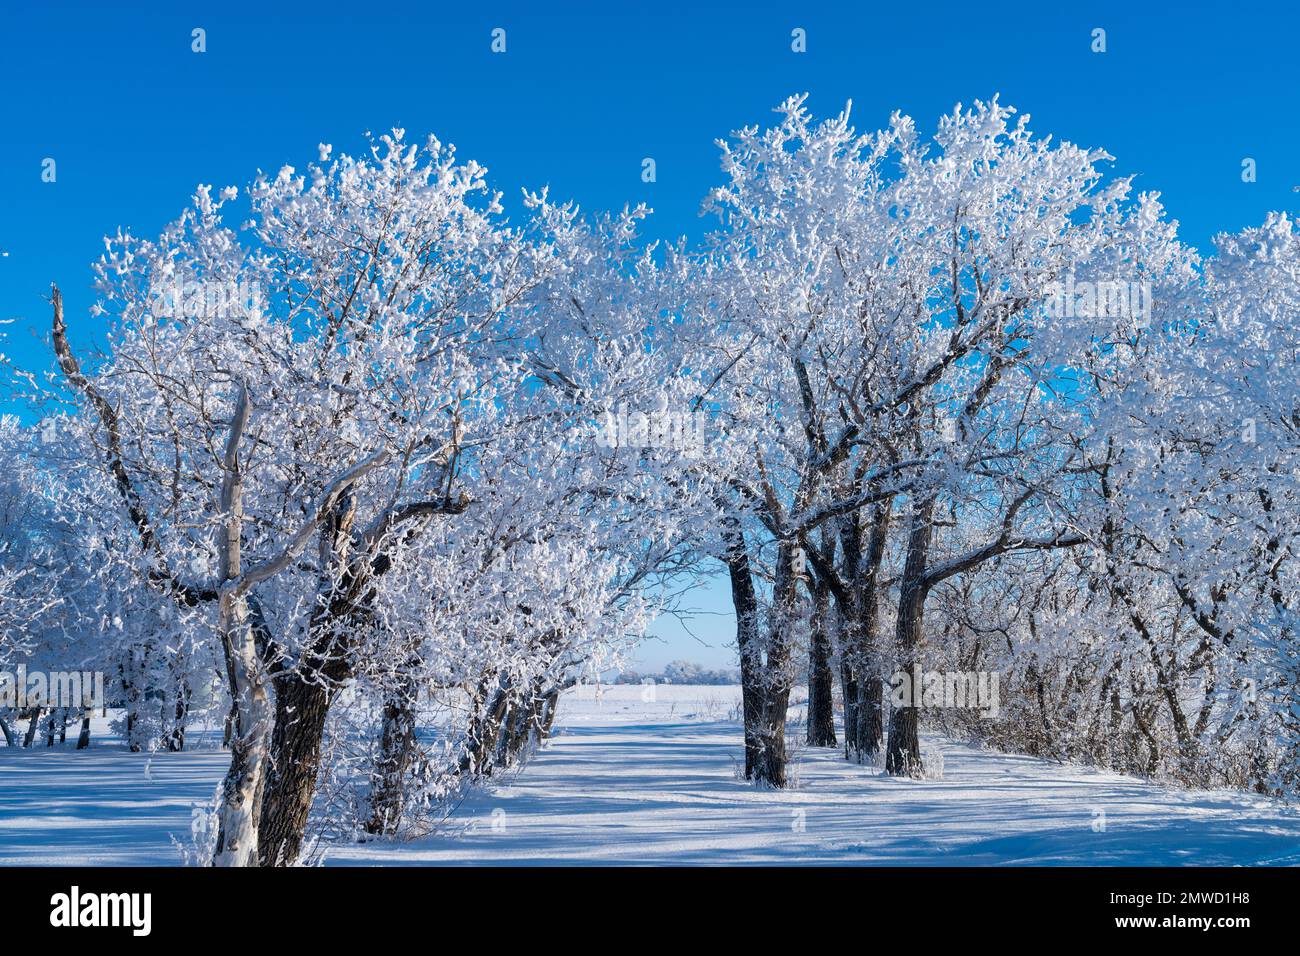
[335,686,1300,866]
[3,685,1299,865]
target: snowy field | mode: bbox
[2,684,1298,866]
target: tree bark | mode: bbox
[886,497,934,777]
[253,477,379,866]
[834,512,863,757]
[498,680,553,766]
[365,697,418,836]
[76,709,91,749]
[166,656,191,752]
[752,542,800,787]
[212,386,272,868]
[257,673,333,865]
[121,660,143,753]
[806,582,837,746]
[724,522,763,779]
[22,708,41,747]
[460,677,512,776]
[499,694,533,766]
[0,715,14,747]
[840,660,859,756]
[852,502,892,760]
[540,689,561,737]
[211,590,272,867]
[222,695,236,749]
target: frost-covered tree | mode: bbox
[695,95,1191,781]
[8,94,1299,858]
[45,131,705,864]
[48,131,555,864]
[898,210,1299,793]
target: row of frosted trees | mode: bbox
[704,97,1298,794]
[1,96,1297,866]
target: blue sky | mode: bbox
[1,0,1296,668]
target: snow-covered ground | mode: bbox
[2,684,1298,865]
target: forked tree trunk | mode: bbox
[0,715,14,748]
[258,487,397,865]
[726,524,799,787]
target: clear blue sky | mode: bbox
[2,0,1296,669]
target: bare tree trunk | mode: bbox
[22,708,41,747]
[853,502,892,760]
[166,655,191,752]
[120,660,143,753]
[222,695,236,749]
[752,686,791,786]
[258,487,391,866]
[834,513,863,757]
[212,386,272,868]
[257,674,332,866]
[724,522,763,779]
[498,695,529,766]
[499,680,548,766]
[0,715,14,747]
[806,582,837,746]
[461,676,512,777]
[752,542,800,787]
[76,709,91,749]
[365,696,418,836]
[212,591,272,867]
[840,659,859,756]
[540,689,561,737]
[886,497,934,778]
[857,667,885,761]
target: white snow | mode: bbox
[2,686,1298,866]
